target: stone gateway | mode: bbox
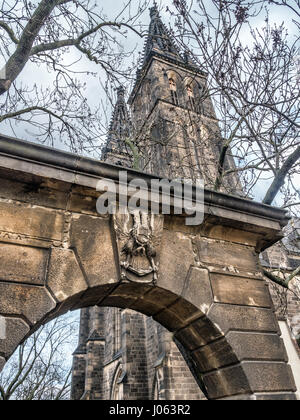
[0,4,298,401]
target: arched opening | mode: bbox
[0,280,251,400]
[186,83,196,111]
[110,363,125,400]
[169,77,179,105]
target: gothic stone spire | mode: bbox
[141,3,184,67]
[102,86,133,166]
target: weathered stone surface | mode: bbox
[192,338,238,372]
[254,393,297,400]
[202,363,251,399]
[130,287,178,317]
[100,283,152,309]
[71,284,116,310]
[201,224,258,246]
[210,273,271,308]
[226,331,288,362]
[0,131,297,401]
[0,317,30,358]
[0,173,69,210]
[175,317,223,351]
[70,214,118,287]
[208,304,279,335]
[242,362,296,393]
[0,243,49,285]
[0,201,64,241]
[0,356,5,371]
[47,248,88,302]
[219,394,255,400]
[196,238,258,271]
[68,193,98,215]
[181,267,213,314]
[0,283,56,325]
[154,298,202,331]
[157,230,195,296]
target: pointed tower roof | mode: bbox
[108,86,131,137]
[102,86,133,164]
[141,2,184,67]
[129,3,204,104]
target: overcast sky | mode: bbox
[1,0,297,142]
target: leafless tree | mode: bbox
[0,0,149,153]
[152,0,299,292]
[0,313,78,400]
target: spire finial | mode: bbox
[150,1,159,19]
[116,85,125,102]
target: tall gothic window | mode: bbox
[111,366,124,400]
[197,84,205,113]
[186,84,196,111]
[169,78,178,105]
[114,308,122,354]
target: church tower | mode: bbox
[128,3,237,190]
[71,4,239,401]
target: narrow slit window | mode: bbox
[169,78,178,105]
[187,84,196,111]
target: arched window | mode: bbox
[197,84,205,113]
[111,366,125,400]
[114,308,122,355]
[151,367,164,400]
[186,84,196,111]
[169,78,179,105]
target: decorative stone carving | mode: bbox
[113,209,164,283]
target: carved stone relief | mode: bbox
[113,209,164,283]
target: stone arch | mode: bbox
[0,140,296,400]
[0,274,293,400]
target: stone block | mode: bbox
[192,338,238,372]
[154,298,202,331]
[242,362,296,393]
[70,214,118,287]
[226,331,288,362]
[0,201,64,241]
[202,363,251,399]
[100,283,152,309]
[0,317,30,358]
[0,283,56,325]
[208,303,279,335]
[196,238,258,271]
[71,284,116,310]
[175,317,223,351]
[181,267,213,314]
[157,230,195,296]
[47,248,88,302]
[254,393,297,400]
[210,273,271,308]
[130,287,178,317]
[0,243,49,285]
[68,193,98,215]
[219,394,255,400]
[201,224,258,246]
[0,174,68,210]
